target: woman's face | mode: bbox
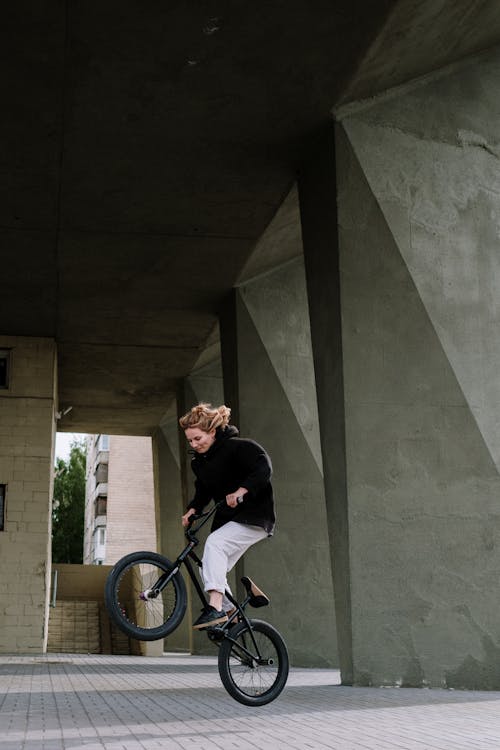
[184,427,216,454]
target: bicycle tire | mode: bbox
[104,551,187,641]
[217,619,289,706]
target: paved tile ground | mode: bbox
[1,652,499,749]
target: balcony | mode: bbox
[95,496,107,518]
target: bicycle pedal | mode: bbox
[206,626,226,642]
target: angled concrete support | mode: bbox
[220,265,338,667]
[298,127,353,682]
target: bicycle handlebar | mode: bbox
[187,502,220,525]
[185,496,245,537]
[185,500,223,538]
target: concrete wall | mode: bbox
[320,47,500,687]
[53,562,111,600]
[220,258,338,667]
[51,563,161,656]
[0,335,56,653]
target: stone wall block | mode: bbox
[0,335,56,653]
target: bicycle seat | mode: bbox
[241,576,270,608]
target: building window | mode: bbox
[97,434,109,451]
[0,485,5,531]
[0,350,10,389]
[98,527,106,545]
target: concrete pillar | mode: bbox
[220,258,338,667]
[153,404,191,653]
[298,129,352,681]
[177,359,229,655]
[0,336,57,653]
[300,46,500,688]
[154,360,225,655]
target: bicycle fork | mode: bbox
[211,591,275,667]
[139,541,200,601]
[220,625,275,668]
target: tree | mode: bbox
[52,439,86,563]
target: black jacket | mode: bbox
[187,425,275,535]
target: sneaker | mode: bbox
[192,607,228,630]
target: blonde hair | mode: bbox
[179,402,231,433]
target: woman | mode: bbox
[180,402,275,629]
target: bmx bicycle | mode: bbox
[104,501,289,706]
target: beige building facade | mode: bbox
[0,337,56,653]
[84,435,156,566]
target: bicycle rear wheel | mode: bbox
[218,619,289,706]
[105,551,187,640]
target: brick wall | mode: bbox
[105,435,156,563]
[0,336,56,653]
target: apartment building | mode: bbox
[84,435,156,565]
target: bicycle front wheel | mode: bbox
[105,551,187,641]
[218,619,289,706]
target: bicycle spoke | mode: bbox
[228,629,279,694]
[105,552,187,640]
[117,561,177,632]
[218,619,288,705]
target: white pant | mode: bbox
[201,521,268,611]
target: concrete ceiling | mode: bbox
[3,0,500,434]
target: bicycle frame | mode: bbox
[140,501,267,654]
[185,505,272,663]
[104,500,289,705]
[138,503,218,603]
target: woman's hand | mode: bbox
[226,488,247,508]
[181,508,196,527]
